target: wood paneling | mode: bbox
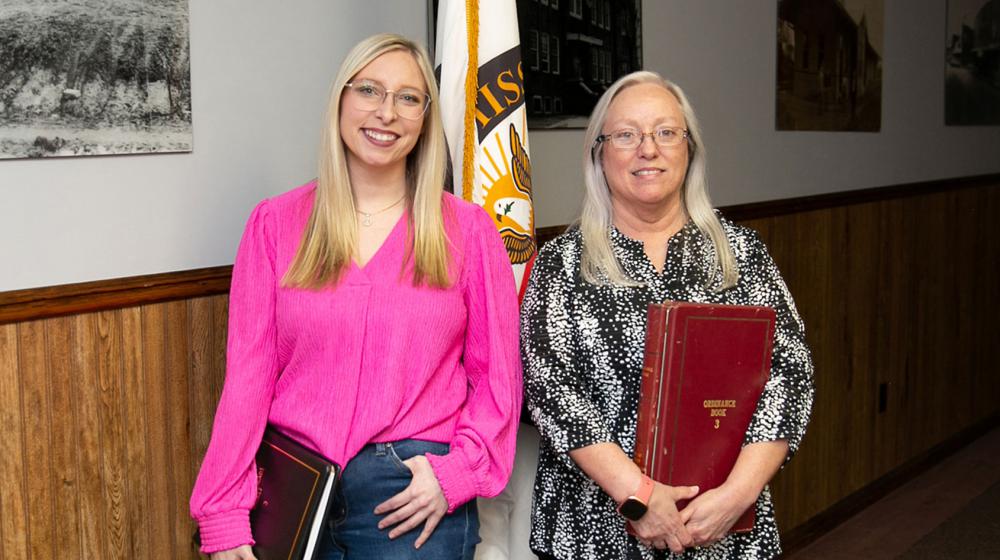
[140,304,175,559]
[0,298,223,559]
[19,319,54,560]
[47,316,83,557]
[754,184,1000,535]
[75,313,108,559]
[0,323,29,559]
[0,177,996,558]
[164,300,196,557]
[121,306,148,559]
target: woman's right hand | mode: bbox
[630,483,699,554]
[209,545,257,560]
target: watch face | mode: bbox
[619,498,648,521]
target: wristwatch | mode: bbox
[617,474,654,521]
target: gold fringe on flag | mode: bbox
[462,0,479,201]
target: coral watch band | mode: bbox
[618,474,655,521]
[633,474,654,504]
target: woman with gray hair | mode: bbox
[521,71,814,559]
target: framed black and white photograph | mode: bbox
[946,0,1000,126]
[516,0,642,128]
[776,0,883,132]
[430,0,642,129]
[0,0,192,159]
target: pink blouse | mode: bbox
[189,182,522,553]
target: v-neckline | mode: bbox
[353,212,408,274]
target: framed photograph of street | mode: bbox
[776,0,883,131]
[946,0,1000,125]
[0,0,192,159]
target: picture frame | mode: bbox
[945,0,1000,126]
[0,0,193,159]
[776,0,884,132]
[428,0,643,129]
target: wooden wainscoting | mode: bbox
[741,179,1000,535]
[0,296,227,559]
[0,174,997,559]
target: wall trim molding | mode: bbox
[537,172,999,245]
[718,172,998,222]
[0,266,232,325]
[2,172,997,325]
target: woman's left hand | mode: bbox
[680,440,787,547]
[374,454,449,548]
[678,483,755,547]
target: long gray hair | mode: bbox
[579,70,737,289]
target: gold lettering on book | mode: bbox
[704,400,736,429]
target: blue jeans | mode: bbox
[315,440,480,560]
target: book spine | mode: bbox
[655,302,684,484]
[633,304,667,472]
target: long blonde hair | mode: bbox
[579,71,737,289]
[283,33,450,289]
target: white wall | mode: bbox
[2,0,999,292]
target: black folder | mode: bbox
[250,426,340,560]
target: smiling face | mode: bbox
[600,82,690,217]
[339,49,427,179]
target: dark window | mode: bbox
[551,36,561,75]
[529,30,539,70]
[541,32,550,73]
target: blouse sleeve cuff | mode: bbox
[426,450,479,513]
[196,508,254,554]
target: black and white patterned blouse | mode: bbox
[521,217,815,560]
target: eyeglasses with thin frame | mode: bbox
[595,127,690,150]
[344,79,431,120]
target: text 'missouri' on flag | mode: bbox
[435,0,536,297]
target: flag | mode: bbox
[435,0,536,298]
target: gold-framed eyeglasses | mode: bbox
[595,127,689,150]
[344,80,431,120]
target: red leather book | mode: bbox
[250,426,340,560]
[633,302,775,534]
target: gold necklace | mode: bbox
[356,194,406,227]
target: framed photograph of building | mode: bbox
[946,0,1000,125]
[0,0,192,159]
[429,0,642,129]
[776,0,883,132]
[516,0,642,128]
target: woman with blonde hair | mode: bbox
[522,71,814,559]
[191,33,522,560]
